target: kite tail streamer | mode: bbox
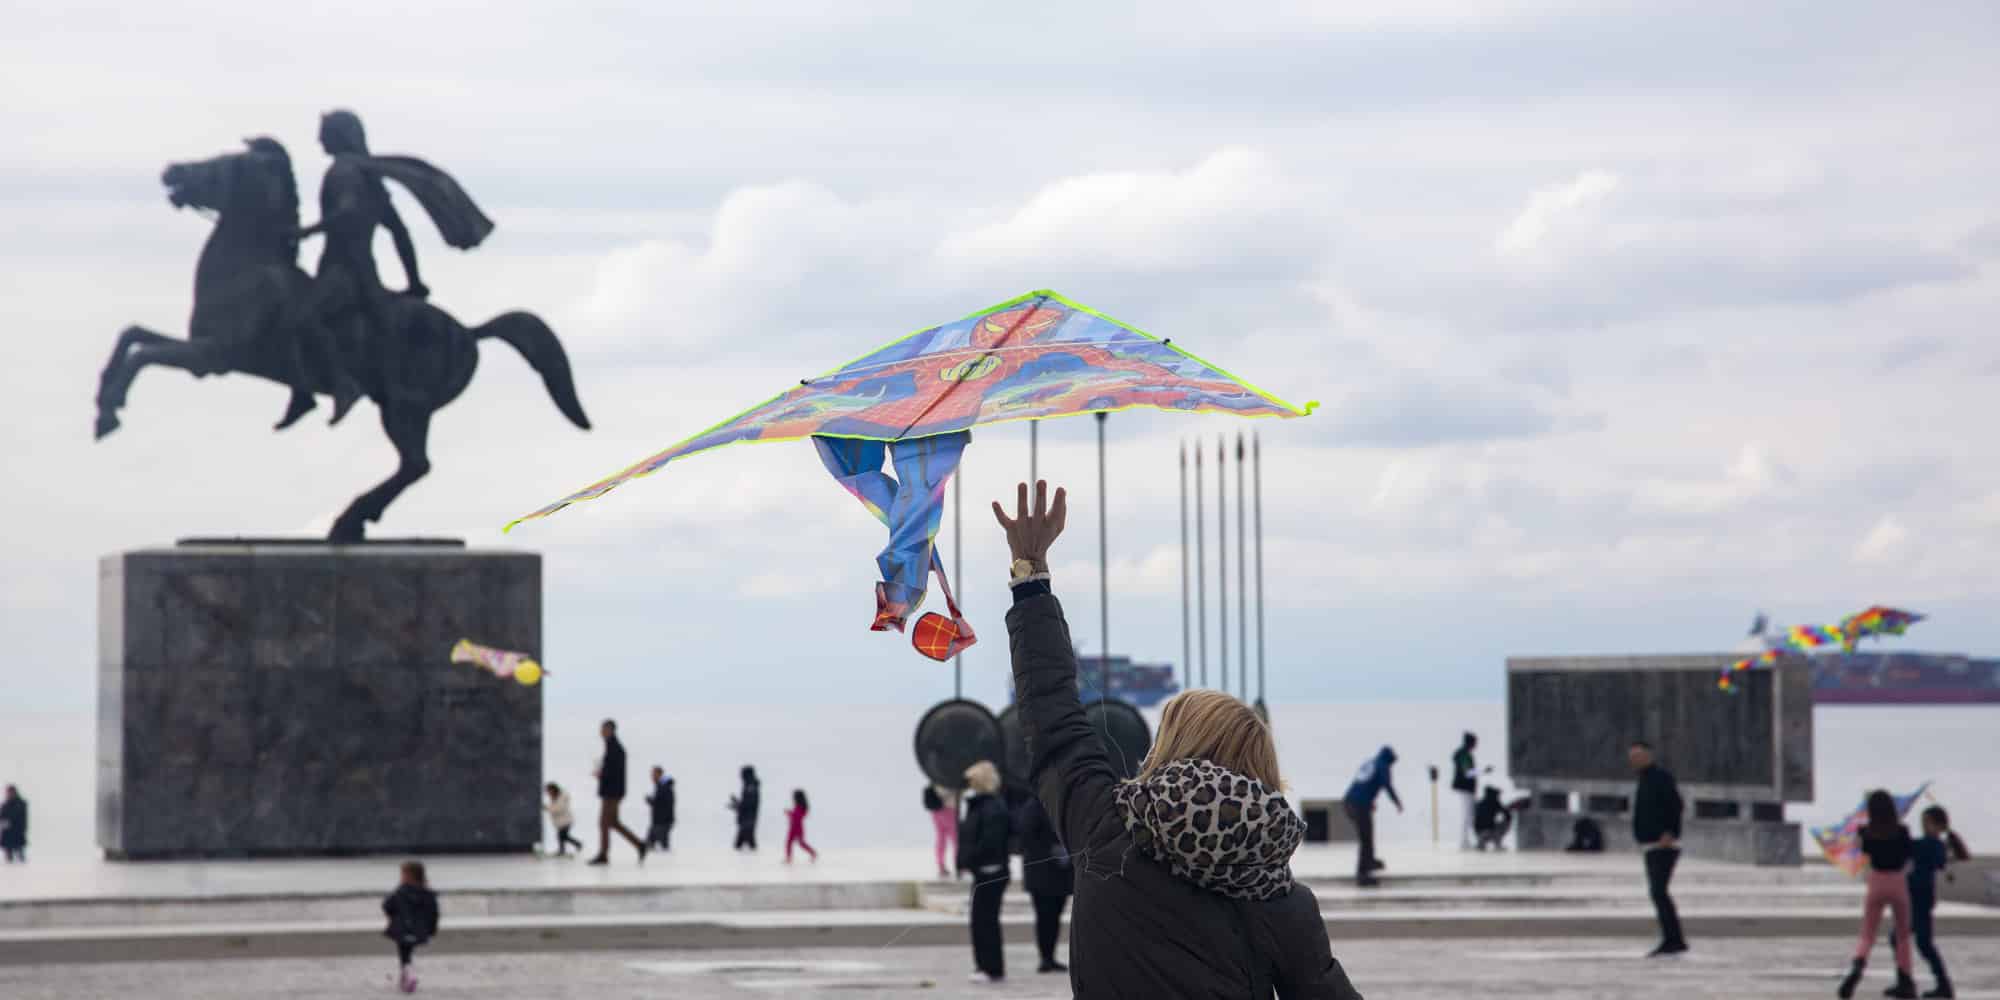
[814,431,973,638]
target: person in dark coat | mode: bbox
[730,765,761,850]
[994,480,1362,999]
[957,759,1013,983]
[1450,732,1478,849]
[1343,746,1402,887]
[382,860,439,994]
[0,785,26,863]
[1016,794,1073,973]
[590,720,647,865]
[1473,787,1511,850]
[1908,804,1970,998]
[1629,740,1687,957]
[645,767,675,851]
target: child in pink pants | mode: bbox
[1838,790,1917,999]
[929,784,959,878]
[784,789,818,863]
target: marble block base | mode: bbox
[1515,808,1802,866]
[98,542,542,859]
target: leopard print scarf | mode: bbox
[1114,757,1304,902]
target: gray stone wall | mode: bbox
[1506,654,1813,803]
[99,543,542,858]
[1515,806,1802,866]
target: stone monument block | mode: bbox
[1505,653,1812,866]
[99,542,542,859]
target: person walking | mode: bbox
[589,720,647,866]
[544,783,581,858]
[1838,789,1919,998]
[381,861,439,994]
[0,785,25,864]
[784,789,819,863]
[995,480,1362,998]
[1451,732,1479,849]
[731,765,762,851]
[1630,740,1688,957]
[1343,746,1402,888]
[1908,805,1970,998]
[645,767,676,852]
[925,783,960,878]
[1016,794,1073,974]
[957,760,1013,985]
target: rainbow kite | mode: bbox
[1718,606,1928,692]
[451,639,544,686]
[507,291,1315,660]
[1838,606,1925,651]
[1810,783,1931,876]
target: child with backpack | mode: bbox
[382,861,440,993]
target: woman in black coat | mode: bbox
[1017,794,1074,973]
[957,759,1013,984]
[993,481,1361,998]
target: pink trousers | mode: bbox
[1854,869,1914,971]
[932,808,956,872]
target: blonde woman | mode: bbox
[956,759,1013,984]
[994,481,1361,999]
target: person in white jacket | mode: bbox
[544,783,582,857]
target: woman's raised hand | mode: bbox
[992,479,1067,569]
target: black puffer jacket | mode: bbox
[957,792,1012,874]
[1010,590,1361,999]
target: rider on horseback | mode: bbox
[279,109,494,429]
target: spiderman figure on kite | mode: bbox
[508,290,1316,661]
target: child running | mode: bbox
[382,861,439,993]
[1909,805,1972,998]
[785,789,818,863]
[545,783,581,858]
[1838,790,1917,999]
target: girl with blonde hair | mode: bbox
[994,481,1360,998]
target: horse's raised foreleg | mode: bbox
[328,404,433,543]
[94,330,227,440]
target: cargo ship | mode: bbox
[1074,655,1181,708]
[1811,652,2000,704]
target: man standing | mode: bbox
[1343,746,1402,888]
[645,767,675,852]
[590,720,647,866]
[0,785,25,863]
[1630,741,1688,956]
[1451,732,1479,850]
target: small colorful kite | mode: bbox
[1718,606,1928,692]
[1838,606,1925,651]
[1810,783,1931,876]
[506,290,1315,660]
[451,639,545,686]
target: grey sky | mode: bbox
[4,2,1998,711]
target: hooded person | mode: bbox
[995,479,1361,998]
[1343,746,1402,887]
[277,109,495,430]
[730,766,762,850]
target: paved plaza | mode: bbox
[1,936,1992,999]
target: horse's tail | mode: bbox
[473,311,591,430]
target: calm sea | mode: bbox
[1,702,1992,867]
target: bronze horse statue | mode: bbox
[94,138,590,541]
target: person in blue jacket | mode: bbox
[1343,747,1402,887]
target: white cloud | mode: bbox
[1854,515,1910,564]
[1496,169,1620,254]
[937,148,1311,274]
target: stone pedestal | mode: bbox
[98,542,542,859]
[1514,803,1802,866]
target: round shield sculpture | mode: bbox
[914,698,1004,790]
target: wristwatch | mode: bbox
[1009,558,1050,586]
